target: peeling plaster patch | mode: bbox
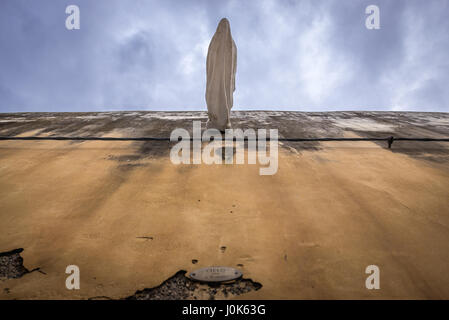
[126,270,262,300]
[0,248,29,279]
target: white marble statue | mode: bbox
[205,18,237,132]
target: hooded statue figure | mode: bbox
[205,18,237,132]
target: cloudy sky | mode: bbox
[0,0,448,112]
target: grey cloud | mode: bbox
[0,0,448,112]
